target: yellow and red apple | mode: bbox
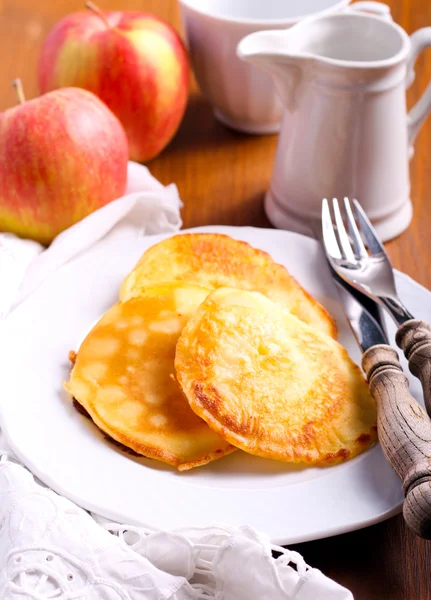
[38,4,189,163]
[0,86,129,244]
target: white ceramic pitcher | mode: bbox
[238,12,431,241]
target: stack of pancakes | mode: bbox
[65,234,377,470]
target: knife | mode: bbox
[329,262,431,539]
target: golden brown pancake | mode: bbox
[64,283,235,470]
[120,233,337,338]
[175,288,377,466]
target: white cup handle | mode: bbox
[345,2,392,20]
[407,28,431,147]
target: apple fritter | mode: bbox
[175,288,377,466]
[64,282,235,470]
[120,233,337,338]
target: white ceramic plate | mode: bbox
[1,226,429,545]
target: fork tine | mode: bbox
[344,197,368,259]
[352,199,386,256]
[321,198,342,260]
[332,198,356,262]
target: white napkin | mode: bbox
[0,162,182,318]
[0,162,353,600]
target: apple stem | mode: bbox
[12,79,26,105]
[85,1,111,29]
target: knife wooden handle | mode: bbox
[396,319,431,417]
[362,345,431,539]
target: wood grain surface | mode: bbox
[1,0,430,597]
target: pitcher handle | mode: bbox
[345,2,392,20]
[407,28,431,147]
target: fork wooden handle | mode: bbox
[362,345,431,540]
[396,319,431,417]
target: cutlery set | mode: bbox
[321,198,431,539]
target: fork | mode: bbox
[322,197,431,416]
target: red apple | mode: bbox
[0,83,128,244]
[38,3,189,163]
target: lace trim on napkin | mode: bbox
[98,521,311,598]
[0,451,354,600]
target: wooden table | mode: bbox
[2,0,430,597]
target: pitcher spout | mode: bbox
[237,30,311,110]
[237,30,290,70]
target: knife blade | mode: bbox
[330,265,389,351]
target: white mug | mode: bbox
[178,0,391,134]
[238,12,431,241]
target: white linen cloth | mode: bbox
[0,162,353,599]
